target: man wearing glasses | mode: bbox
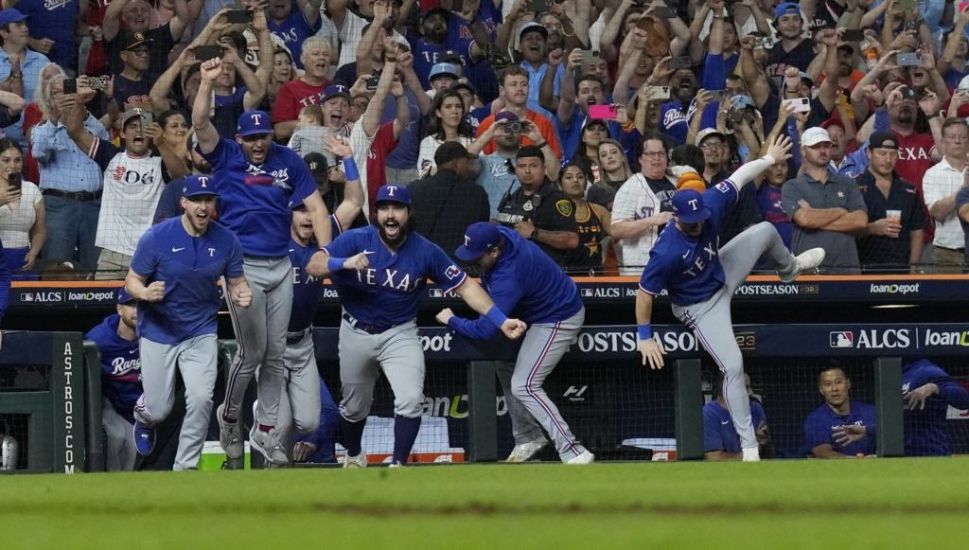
[192,57,332,467]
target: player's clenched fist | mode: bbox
[639,338,667,370]
[500,319,528,340]
[231,283,253,308]
[435,307,454,325]
[143,281,166,302]
[344,251,372,271]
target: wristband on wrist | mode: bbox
[534,141,548,149]
[484,305,509,328]
[637,324,653,340]
[327,257,347,272]
[342,157,360,181]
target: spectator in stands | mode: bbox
[426,61,460,96]
[879,85,942,192]
[0,8,50,147]
[0,90,25,132]
[804,365,877,459]
[409,8,454,90]
[475,113,522,219]
[269,46,295,105]
[514,22,562,114]
[110,31,155,111]
[102,0,193,76]
[923,117,969,273]
[587,137,633,211]
[782,127,868,274]
[610,135,675,276]
[754,155,794,251]
[856,132,926,273]
[475,66,563,161]
[765,2,814,86]
[0,138,44,280]
[417,89,473,177]
[697,128,730,186]
[32,74,111,274]
[85,288,141,471]
[569,119,610,187]
[409,142,489,260]
[266,0,322,69]
[557,61,639,164]
[940,11,969,89]
[9,0,84,72]
[271,36,334,140]
[348,90,369,124]
[903,358,969,456]
[318,0,405,70]
[495,145,578,266]
[822,117,868,179]
[704,373,769,461]
[559,162,609,275]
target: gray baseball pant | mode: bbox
[496,361,544,445]
[255,328,322,450]
[223,256,292,426]
[510,307,587,461]
[133,334,218,471]
[101,399,136,471]
[672,222,795,451]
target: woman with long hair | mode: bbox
[559,163,610,275]
[570,119,610,185]
[587,138,633,210]
[417,89,474,176]
[0,139,45,280]
[269,47,295,105]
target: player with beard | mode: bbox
[306,184,527,467]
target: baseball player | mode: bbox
[437,222,595,465]
[307,184,527,467]
[85,288,142,471]
[126,175,253,471]
[192,57,332,466]
[636,136,825,462]
[903,358,969,456]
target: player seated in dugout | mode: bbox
[703,372,772,461]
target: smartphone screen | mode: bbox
[783,97,811,113]
[588,105,617,120]
[225,9,252,24]
[7,172,22,190]
[194,45,223,62]
[63,79,77,94]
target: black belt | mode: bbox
[934,245,965,252]
[342,312,392,335]
[42,189,102,202]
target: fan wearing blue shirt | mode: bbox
[804,366,877,458]
[125,175,253,471]
[903,358,969,456]
[193,57,333,467]
[636,136,825,462]
[438,222,595,465]
[308,184,526,467]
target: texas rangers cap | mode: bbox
[802,127,833,147]
[182,174,218,198]
[117,287,136,305]
[774,2,801,19]
[237,110,272,137]
[375,184,411,207]
[0,9,28,27]
[671,189,712,224]
[321,84,351,103]
[455,222,502,262]
[429,62,461,81]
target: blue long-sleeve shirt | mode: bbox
[448,226,583,340]
[903,358,969,456]
[31,115,111,193]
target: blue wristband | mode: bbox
[484,305,509,328]
[342,158,359,181]
[637,325,653,340]
[327,257,346,272]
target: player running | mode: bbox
[437,221,595,465]
[636,135,825,462]
[307,184,527,467]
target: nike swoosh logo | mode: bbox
[172,247,185,252]
[721,421,730,425]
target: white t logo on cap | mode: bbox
[464,235,471,246]
[199,177,208,188]
[387,186,397,196]
[688,198,699,211]
[251,113,263,125]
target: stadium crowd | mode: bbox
[3,0,969,278]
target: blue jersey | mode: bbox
[324,226,466,328]
[703,399,766,454]
[903,359,969,456]
[803,400,877,457]
[288,214,343,332]
[85,314,141,423]
[202,138,317,257]
[448,226,583,340]
[268,12,321,70]
[639,181,738,306]
[130,217,245,345]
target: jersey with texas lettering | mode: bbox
[324,226,466,327]
[89,139,164,255]
[201,137,317,257]
[85,314,141,423]
[288,214,343,332]
[639,181,738,306]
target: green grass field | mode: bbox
[3,459,969,549]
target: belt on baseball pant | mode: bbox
[342,312,394,335]
[42,188,102,202]
[286,329,309,345]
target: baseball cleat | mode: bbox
[505,438,549,463]
[343,452,368,468]
[249,426,290,466]
[779,247,825,283]
[217,404,244,460]
[565,449,595,465]
[742,447,761,462]
[133,420,155,456]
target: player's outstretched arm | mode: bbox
[192,58,223,155]
[125,269,165,303]
[451,279,527,340]
[306,249,372,278]
[636,289,666,370]
[725,135,793,190]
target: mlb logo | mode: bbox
[581,288,593,298]
[829,331,854,348]
[21,292,33,302]
[429,288,443,298]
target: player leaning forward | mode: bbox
[126,176,252,470]
[636,136,825,462]
[307,185,527,467]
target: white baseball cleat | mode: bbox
[742,447,761,462]
[779,247,826,283]
[249,426,289,466]
[565,450,595,465]
[343,452,368,468]
[505,439,549,463]
[217,404,243,460]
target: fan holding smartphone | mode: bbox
[0,138,45,280]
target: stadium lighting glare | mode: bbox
[870,304,920,309]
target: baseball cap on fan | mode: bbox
[774,2,801,19]
[455,222,502,262]
[802,127,833,147]
[671,189,712,224]
[0,9,28,27]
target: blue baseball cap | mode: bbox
[455,222,501,262]
[774,2,801,19]
[117,287,135,305]
[672,189,712,224]
[182,174,218,198]
[429,62,461,81]
[375,184,410,207]
[236,110,272,137]
[321,84,351,103]
[0,9,28,27]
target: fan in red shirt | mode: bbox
[270,35,332,141]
